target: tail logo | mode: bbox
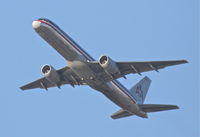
[135,85,143,98]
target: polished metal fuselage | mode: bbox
[34,20,146,118]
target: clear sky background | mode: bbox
[0,0,198,137]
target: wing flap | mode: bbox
[138,104,179,112]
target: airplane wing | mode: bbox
[116,60,187,76]
[111,104,179,119]
[20,67,85,90]
[89,60,188,82]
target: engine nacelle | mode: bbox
[99,55,120,76]
[41,65,61,85]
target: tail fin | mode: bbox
[129,76,151,104]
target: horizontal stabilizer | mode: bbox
[111,104,179,119]
[138,104,179,112]
[111,109,133,119]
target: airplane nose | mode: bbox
[32,21,41,29]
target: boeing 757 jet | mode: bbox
[20,18,187,119]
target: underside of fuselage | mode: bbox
[32,19,147,118]
[19,18,186,119]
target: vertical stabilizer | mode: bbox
[129,76,151,104]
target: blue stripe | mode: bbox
[42,21,95,61]
[112,80,136,103]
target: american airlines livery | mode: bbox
[20,18,188,119]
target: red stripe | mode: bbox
[37,20,94,61]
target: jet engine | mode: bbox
[41,65,61,85]
[99,55,120,76]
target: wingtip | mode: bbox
[111,116,116,120]
[19,87,24,91]
[182,60,188,63]
[171,105,179,110]
[175,105,179,109]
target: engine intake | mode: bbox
[41,65,61,85]
[99,56,120,76]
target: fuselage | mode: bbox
[32,18,147,118]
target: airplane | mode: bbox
[20,18,188,119]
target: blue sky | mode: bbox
[0,0,198,137]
